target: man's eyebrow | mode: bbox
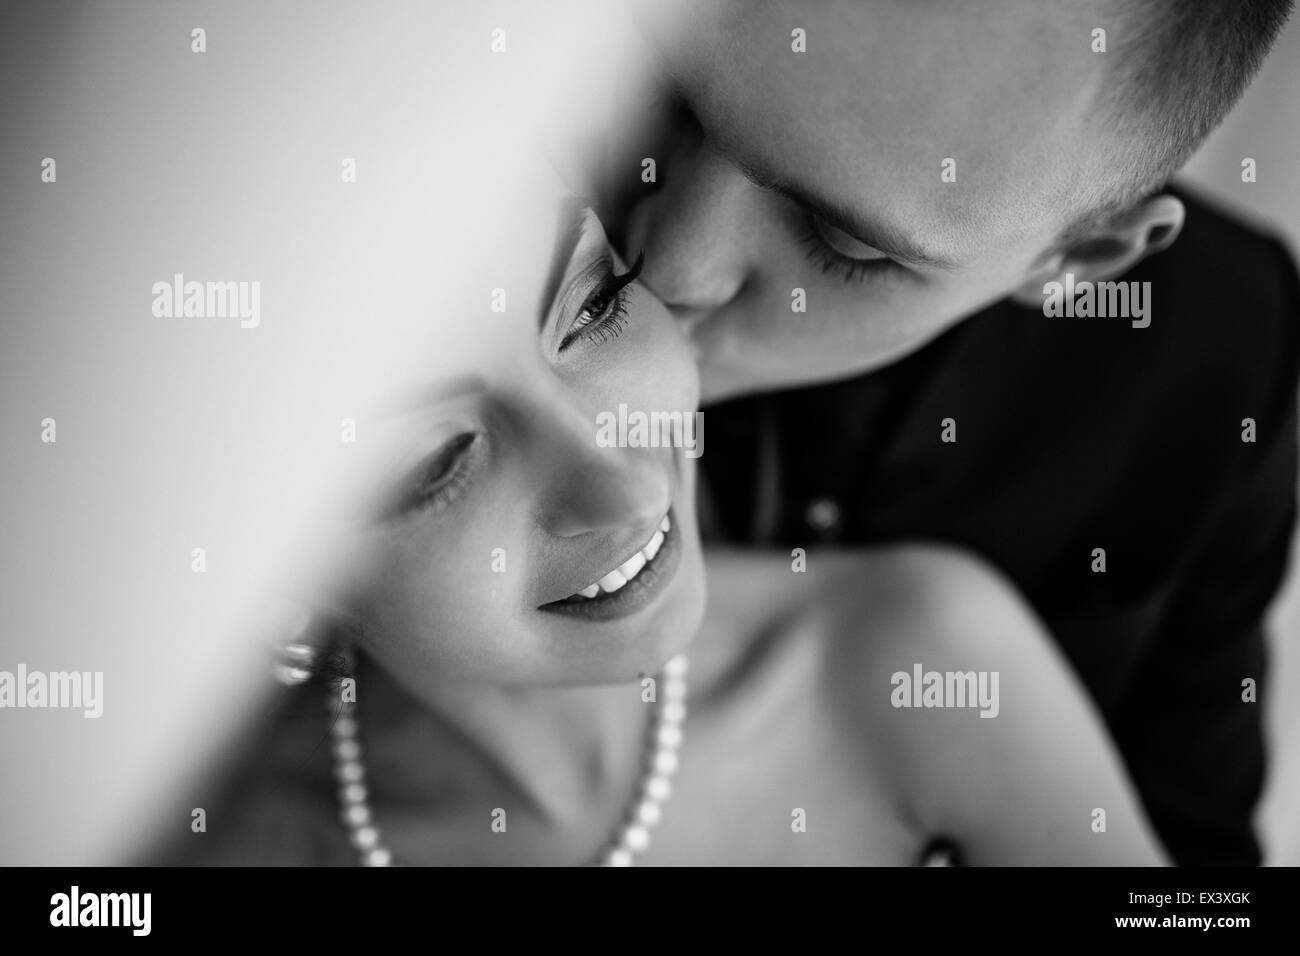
[730,155,962,272]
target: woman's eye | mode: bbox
[558,251,646,353]
[577,287,619,327]
[799,217,897,285]
[382,432,480,520]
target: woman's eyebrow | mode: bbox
[374,375,490,417]
[538,199,589,331]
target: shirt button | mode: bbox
[805,496,842,532]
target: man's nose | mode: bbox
[624,145,756,315]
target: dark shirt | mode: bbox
[699,184,1300,866]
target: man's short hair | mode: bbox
[1061,0,1293,246]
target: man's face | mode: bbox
[623,0,1112,401]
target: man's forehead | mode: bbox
[663,0,1108,261]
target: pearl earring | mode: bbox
[275,642,318,686]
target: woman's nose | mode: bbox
[624,145,755,314]
[538,415,673,540]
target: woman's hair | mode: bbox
[280,615,362,694]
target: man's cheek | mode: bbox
[872,286,970,345]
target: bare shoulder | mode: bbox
[820,541,1060,770]
[817,542,1048,669]
[701,542,1042,701]
[816,542,1162,864]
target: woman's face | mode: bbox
[346,206,706,691]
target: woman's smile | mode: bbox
[540,511,682,622]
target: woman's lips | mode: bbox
[539,512,681,622]
[575,514,669,599]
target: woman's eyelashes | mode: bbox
[558,251,646,353]
[383,431,482,520]
[798,217,900,285]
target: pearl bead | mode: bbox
[283,643,315,663]
[622,824,651,852]
[663,655,689,678]
[333,716,358,739]
[342,803,372,827]
[339,782,368,805]
[656,724,683,749]
[652,750,679,775]
[661,700,687,724]
[335,759,365,784]
[364,847,393,867]
[604,848,633,867]
[350,825,380,850]
[635,801,662,826]
[276,663,313,685]
[663,677,687,701]
[644,775,672,802]
[333,738,361,761]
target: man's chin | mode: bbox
[698,360,869,405]
[696,327,966,404]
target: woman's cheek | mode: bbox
[352,518,484,649]
[364,552,505,673]
[600,290,700,412]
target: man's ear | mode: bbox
[1009,194,1185,307]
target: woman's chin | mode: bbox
[543,532,706,687]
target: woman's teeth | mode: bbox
[572,515,671,600]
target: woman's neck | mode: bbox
[352,651,653,826]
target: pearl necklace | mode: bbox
[329,653,689,866]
